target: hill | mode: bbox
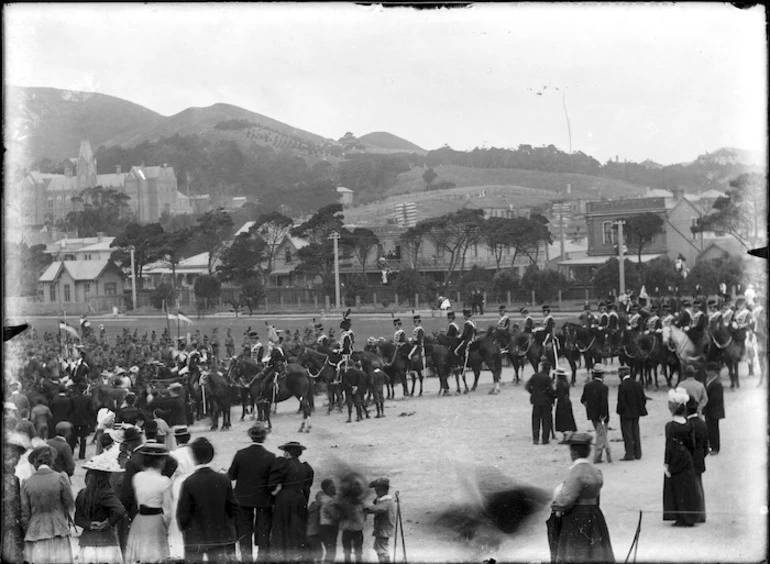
[358,131,426,154]
[384,164,645,200]
[105,102,332,153]
[6,86,163,164]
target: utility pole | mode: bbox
[329,231,341,310]
[130,245,138,311]
[615,220,626,296]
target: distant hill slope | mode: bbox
[106,102,331,151]
[385,164,646,200]
[358,131,426,154]
[6,86,164,163]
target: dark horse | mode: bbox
[377,341,412,398]
[251,363,315,433]
[340,366,370,423]
[708,325,744,390]
[203,368,236,431]
[299,347,344,414]
[494,328,540,384]
[436,328,503,394]
[227,357,263,421]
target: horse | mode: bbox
[340,366,370,423]
[493,328,540,384]
[439,328,503,394]
[89,382,129,412]
[376,341,411,398]
[708,325,744,390]
[251,363,314,433]
[299,347,344,414]
[202,369,236,430]
[636,331,668,389]
[433,333,468,394]
[424,340,452,396]
[555,324,582,386]
[619,329,644,382]
[226,357,263,420]
[661,325,704,376]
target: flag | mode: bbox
[59,320,80,340]
[266,324,279,343]
[166,311,178,322]
[639,285,648,300]
[178,311,192,324]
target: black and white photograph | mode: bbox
[3,3,767,563]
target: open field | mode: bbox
[9,314,767,562]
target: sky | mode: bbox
[4,3,767,165]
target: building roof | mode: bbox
[144,252,211,275]
[643,188,674,198]
[96,172,127,187]
[39,260,123,283]
[547,239,589,260]
[699,189,728,200]
[46,176,79,192]
[235,221,256,236]
[76,237,116,253]
[336,186,354,193]
[558,253,665,266]
[287,236,309,250]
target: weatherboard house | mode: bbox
[37,259,126,312]
[17,140,185,226]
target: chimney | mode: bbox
[116,165,122,174]
[97,232,105,243]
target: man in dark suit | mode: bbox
[580,365,612,463]
[50,387,72,430]
[616,366,648,460]
[228,422,277,562]
[525,356,554,445]
[68,384,95,459]
[703,362,725,455]
[47,421,75,477]
[177,437,237,562]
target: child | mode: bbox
[338,475,366,564]
[371,369,386,418]
[318,478,340,563]
[364,477,396,563]
[307,491,324,563]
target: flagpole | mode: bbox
[176,298,180,343]
[164,299,172,340]
[63,308,70,361]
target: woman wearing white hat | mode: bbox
[74,455,126,564]
[662,388,700,527]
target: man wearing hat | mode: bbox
[660,303,675,328]
[409,315,426,370]
[497,305,511,332]
[453,308,477,361]
[676,299,694,330]
[148,383,187,428]
[579,303,595,329]
[597,301,609,329]
[703,362,725,455]
[47,421,76,477]
[69,383,96,460]
[525,356,555,445]
[227,422,277,562]
[679,365,708,415]
[627,304,642,332]
[50,386,72,431]
[616,366,647,461]
[720,298,735,328]
[225,328,235,358]
[707,298,722,333]
[535,305,556,348]
[250,332,265,364]
[446,311,460,338]
[364,477,396,564]
[520,307,534,333]
[393,318,406,348]
[580,366,612,463]
[72,345,90,388]
[689,299,708,343]
[338,312,355,365]
[646,305,662,335]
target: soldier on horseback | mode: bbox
[646,305,662,335]
[520,307,534,333]
[676,299,694,331]
[250,332,265,364]
[627,303,643,333]
[497,305,511,332]
[533,304,555,346]
[579,303,595,328]
[733,298,752,357]
[453,308,477,365]
[264,334,287,395]
[446,311,460,338]
[336,310,355,370]
[409,315,426,370]
[393,318,407,348]
[688,299,708,345]
[707,298,723,334]
[721,298,735,327]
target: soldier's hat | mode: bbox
[519,307,529,314]
[447,311,456,319]
[681,299,691,307]
[249,331,259,338]
[369,477,390,489]
[314,322,324,330]
[735,297,746,306]
[707,298,718,307]
[462,308,472,317]
[583,303,591,310]
[393,318,402,326]
[340,318,352,330]
[598,300,606,308]
[629,303,638,311]
[498,304,506,312]
[542,304,551,311]
[413,315,421,322]
[607,302,616,310]
[564,432,593,446]
[661,303,671,311]
[722,298,732,306]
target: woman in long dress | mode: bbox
[20,445,75,564]
[269,441,315,562]
[3,434,27,563]
[553,368,577,441]
[662,388,700,527]
[548,432,614,563]
[124,443,172,563]
[74,455,127,564]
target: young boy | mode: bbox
[307,491,324,563]
[371,369,387,418]
[364,477,396,563]
[318,478,340,563]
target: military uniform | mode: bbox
[225,331,235,358]
[446,314,460,339]
[497,307,511,332]
[409,318,426,368]
[454,311,476,359]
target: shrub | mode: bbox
[150,283,178,309]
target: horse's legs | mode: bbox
[401,374,409,398]
[409,372,416,397]
[415,370,424,396]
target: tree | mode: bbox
[422,167,438,187]
[420,209,484,287]
[239,279,265,315]
[480,217,517,271]
[294,241,336,293]
[640,256,680,296]
[623,212,665,267]
[520,265,570,303]
[194,275,221,306]
[393,268,434,306]
[592,257,642,299]
[65,186,133,236]
[398,223,430,269]
[155,228,191,288]
[684,253,745,296]
[691,173,767,249]
[150,283,178,309]
[195,208,234,274]
[341,227,379,276]
[110,222,165,289]
[490,268,520,302]
[290,203,344,245]
[217,232,267,285]
[253,211,293,278]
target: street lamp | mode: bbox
[329,231,341,310]
[129,245,137,311]
[613,220,627,296]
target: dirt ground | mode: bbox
[11,314,768,562]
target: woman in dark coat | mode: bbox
[553,368,577,440]
[662,388,700,527]
[686,398,708,523]
[2,435,27,563]
[269,441,315,562]
[548,432,614,563]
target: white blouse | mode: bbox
[132,468,172,515]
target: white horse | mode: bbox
[661,325,702,366]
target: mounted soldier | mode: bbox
[646,305,662,336]
[249,331,265,365]
[707,298,723,334]
[721,298,735,328]
[393,317,407,349]
[497,305,511,332]
[453,308,477,366]
[446,310,460,338]
[264,334,287,389]
[689,298,708,345]
[409,314,426,370]
[733,298,753,357]
[336,309,355,370]
[534,304,555,346]
[627,303,643,333]
[224,328,235,358]
[579,303,595,329]
[520,307,534,333]
[676,299,693,330]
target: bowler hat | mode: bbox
[172,425,191,438]
[498,305,506,312]
[369,477,390,489]
[413,315,421,322]
[278,441,306,454]
[591,365,606,377]
[247,422,270,441]
[564,432,593,446]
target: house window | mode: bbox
[49,285,56,302]
[690,217,698,240]
[47,196,54,209]
[104,282,117,296]
[83,282,91,296]
[64,284,71,302]
[473,243,479,257]
[285,249,293,264]
[602,221,616,245]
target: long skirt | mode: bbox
[554,506,614,563]
[167,474,190,561]
[695,473,706,523]
[124,514,169,564]
[78,544,123,564]
[24,536,73,564]
[555,398,577,433]
[662,468,699,525]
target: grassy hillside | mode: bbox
[106,102,330,150]
[359,131,426,153]
[386,164,646,200]
[6,86,164,163]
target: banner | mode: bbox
[59,320,81,340]
[178,311,192,324]
[166,311,178,322]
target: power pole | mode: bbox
[616,220,626,296]
[329,231,341,310]
[130,245,138,311]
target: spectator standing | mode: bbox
[74,455,127,564]
[662,388,699,527]
[176,438,237,562]
[306,491,324,563]
[679,365,708,417]
[686,398,709,523]
[269,441,314,562]
[703,362,725,455]
[526,356,555,445]
[318,478,340,563]
[124,443,173,563]
[46,421,76,478]
[553,368,577,442]
[94,408,115,456]
[20,445,75,564]
[50,387,71,430]
[3,434,27,563]
[364,477,396,564]
[168,426,195,560]
[69,384,95,460]
[616,366,648,461]
[227,422,277,562]
[580,366,612,464]
[31,398,53,440]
